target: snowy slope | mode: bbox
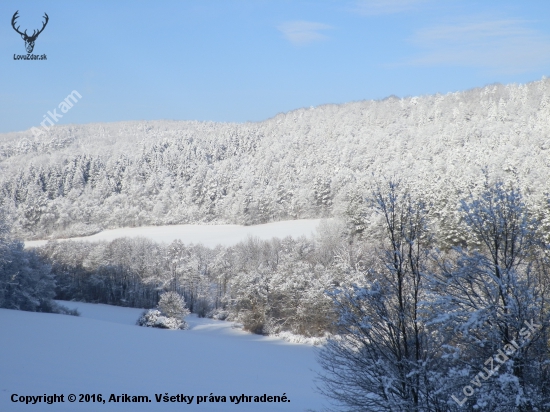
[24,219,325,249]
[5,79,550,241]
[0,301,326,412]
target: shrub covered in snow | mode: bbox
[137,292,190,330]
[136,309,188,330]
[207,308,229,321]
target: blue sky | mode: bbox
[1,0,550,133]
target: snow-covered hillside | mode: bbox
[0,302,325,411]
[3,79,550,240]
[24,219,324,249]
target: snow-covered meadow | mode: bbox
[24,219,325,249]
[0,301,325,412]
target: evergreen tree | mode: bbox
[158,291,189,319]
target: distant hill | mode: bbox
[2,78,550,240]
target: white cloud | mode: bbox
[407,18,550,73]
[354,0,430,15]
[277,21,332,46]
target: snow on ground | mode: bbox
[0,301,326,412]
[24,219,325,249]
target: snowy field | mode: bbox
[0,301,326,412]
[24,219,325,249]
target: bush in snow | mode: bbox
[137,292,190,330]
[40,300,80,316]
[136,309,188,330]
[207,308,229,321]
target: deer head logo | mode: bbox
[11,11,49,54]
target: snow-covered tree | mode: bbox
[429,181,550,410]
[158,291,189,319]
[317,181,447,411]
[0,209,59,313]
[137,291,190,330]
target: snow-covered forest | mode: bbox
[5,177,550,410]
[2,79,550,410]
[1,79,550,240]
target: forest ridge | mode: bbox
[1,78,549,240]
